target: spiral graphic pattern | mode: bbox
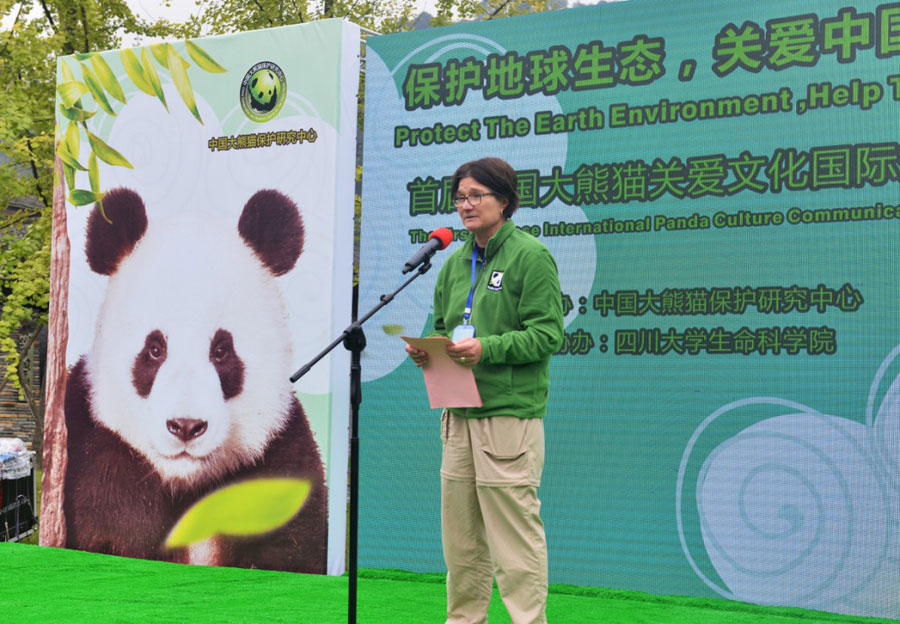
[683,405,894,615]
[868,344,900,522]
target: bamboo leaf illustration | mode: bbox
[151,42,189,70]
[88,152,100,193]
[56,141,86,171]
[86,131,133,169]
[165,478,311,548]
[65,121,80,160]
[58,103,97,122]
[150,43,168,66]
[62,162,75,191]
[120,48,155,96]
[74,52,93,61]
[96,196,110,223]
[80,63,116,116]
[90,54,127,104]
[167,45,202,124]
[141,46,167,110]
[185,40,226,73]
[68,189,101,206]
[56,81,90,108]
[60,60,75,83]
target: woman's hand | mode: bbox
[405,343,429,367]
[446,337,481,367]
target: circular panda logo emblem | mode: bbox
[240,61,286,123]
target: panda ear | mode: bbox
[85,188,148,275]
[237,189,304,276]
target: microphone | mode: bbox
[402,227,453,273]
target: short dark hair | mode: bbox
[451,157,519,219]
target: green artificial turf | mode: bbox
[0,543,895,623]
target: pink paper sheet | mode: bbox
[401,336,483,409]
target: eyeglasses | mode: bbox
[453,192,497,207]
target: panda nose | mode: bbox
[166,418,208,442]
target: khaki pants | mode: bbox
[440,410,547,624]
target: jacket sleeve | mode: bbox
[430,263,450,339]
[479,246,563,364]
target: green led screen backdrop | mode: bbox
[358,1,900,618]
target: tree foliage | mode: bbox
[146,0,422,38]
[145,0,557,40]
[431,0,558,27]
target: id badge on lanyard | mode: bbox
[451,324,475,342]
[451,246,481,343]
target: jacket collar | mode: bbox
[460,219,514,260]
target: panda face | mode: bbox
[84,189,304,489]
[131,329,244,401]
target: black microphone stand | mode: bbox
[290,258,437,624]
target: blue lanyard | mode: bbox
[464,246,483,323]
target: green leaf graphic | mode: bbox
[382,324,404,335]
[167,45,202,124]
[151,42,189,70]
[68,189,99,206]
[150,43,168,67]
[88,152,99,193]
[96,196,110,223]
[185,40,226,73]
[58,103,96,122]
[86,131,133,169]
[74,52,93,61]
[60,60,75,83]
[165,478,311,548]
[56,141,86,171]
[141,46,167,110]
[80,63,115,116]
[90,54,126,104]
[65,121,80,161]
[56,81,90,108]
[62,162,75,191]
[120,48,155,96]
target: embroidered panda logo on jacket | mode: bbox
[488,270,504,291]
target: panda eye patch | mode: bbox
[132,330,167,398]
[209,329,244,400]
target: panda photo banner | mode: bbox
[47,18,359,576]
[358,0,900,618]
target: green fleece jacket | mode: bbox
[432,220,564,418]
